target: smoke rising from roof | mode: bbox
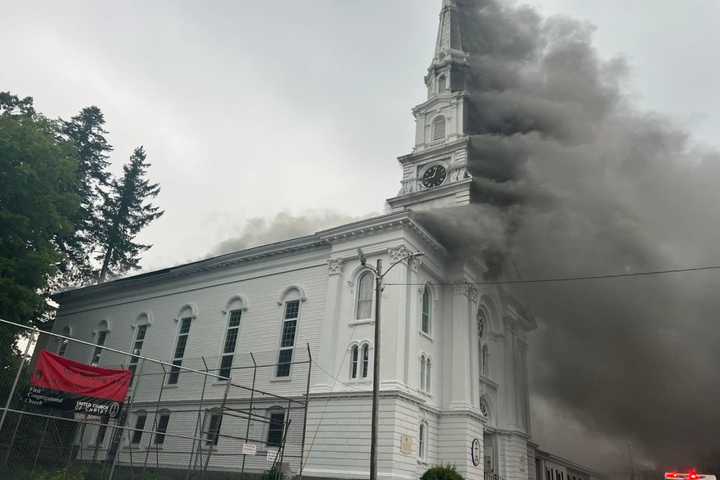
[211,211,358,256]
[418,0,720,471]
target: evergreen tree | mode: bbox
[59,107,113,285]
[97,146,163,282]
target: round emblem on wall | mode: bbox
[470,438,481,467]
[108,401,121,418]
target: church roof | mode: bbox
[53,211,446,304]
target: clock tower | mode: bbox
[387,0,474,212]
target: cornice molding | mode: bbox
[54,213,446,303]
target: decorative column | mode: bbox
[315,258,344,392]
[387,245,416,389]
[448,283,475,409]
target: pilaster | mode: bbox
[315,257,344,392]
[447,283,474,409]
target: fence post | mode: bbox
[299,344,312,480]
[201,370,231,478]
[142,364,167,478]
[186,356,210,480]
[240,352,257,479]
[108,355,144,480]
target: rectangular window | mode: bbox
[276,300,299,377]
[361,344,369,378]
[96,417,109,445]
[154,413,170,445]
[57,340,69,357]
[91,331,108,366]
[128,324,147,379]
[418,423,426,460]
[219,310,241,379]
[267,411,285,447]
[350,345,359,379]
[205,413,223,446]
[131,414,146,445]
[168,318,191,384]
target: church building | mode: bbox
[51,2,599,479]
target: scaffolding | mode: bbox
[0,318,312,480]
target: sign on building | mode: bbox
[25,350,131,418]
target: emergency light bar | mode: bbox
[665,471,717,480]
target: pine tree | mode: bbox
[60,107,113,284]
[97,146,163,282]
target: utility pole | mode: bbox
[369,258,382,480]
[360,249,423,480]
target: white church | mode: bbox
[50,2,599,479]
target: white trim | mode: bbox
[174,303,198,322]
[276,285,306,306]
[223,294,249,313]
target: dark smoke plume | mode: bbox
[417,0,720,472]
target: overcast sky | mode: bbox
[5,1,720,469]
[3,0,719,271]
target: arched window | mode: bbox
[350,344,359,379]
[350,343,371,380]
[129,316,150,379]
[205,409,223,446]
[438,75,447,93]
[482,344,489,377]
[57,326,71,357]
[154,410,170,445]
[418,421,427,460]
[91,321,109,366]
[420,353,430,393]
[425,357,431,392]
[356,271,374,320]
[421,285,431,335]
[169,307,194,384]
[361,343,370,378]
[276,290,301,377]
[131,411,147,445]
[432,116,446,141]
[267,407,286,447]
[220,309,242,379]
[477,307,486,338]
[96,416,109,446]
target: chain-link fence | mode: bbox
[0,318,311,480]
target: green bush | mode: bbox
[421,464,465,480]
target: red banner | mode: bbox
[26,350,132,417]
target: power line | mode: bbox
[384,264,720,286]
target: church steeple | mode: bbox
[434,0,464,59]
[386,0,473,213]
[426,0,469,99]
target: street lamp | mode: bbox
[360,248,424,480]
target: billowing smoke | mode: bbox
[417,0,720,472]
[211,211,360,256]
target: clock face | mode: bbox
[421,164,447,188]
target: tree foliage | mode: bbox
[421,465,465,480]
[0,93,80,323]
[0,90,162,368]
